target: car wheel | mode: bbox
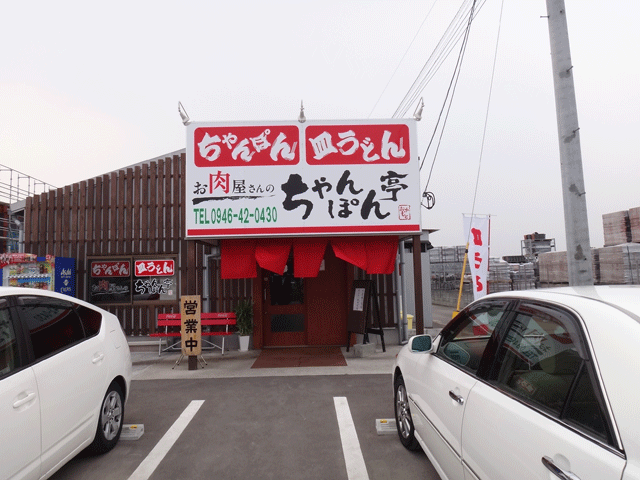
[394,375,420,451]
[88,381,124,454]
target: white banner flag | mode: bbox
[463,215,490,301]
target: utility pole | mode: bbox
[546,0,594,285]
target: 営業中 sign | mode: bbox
[180,295,201,357]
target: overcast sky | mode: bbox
[1,0,638,258]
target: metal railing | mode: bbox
[0,164,56,252]
[0,164,56,204]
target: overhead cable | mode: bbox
[368,0,440,118]
[421,0,477,199]
[393,0,487,119]
[467,0,505,229]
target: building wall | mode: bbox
[23,154,214,335]
[22,152,398,340]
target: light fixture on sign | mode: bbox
[178,101,192,126]
[422,191,436,210]
[298,100,306,123]
[413,98,424,121]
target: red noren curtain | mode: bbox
[364,236,398,274]
[220,239,257,279]
[293,238,328,277]
[220,236,399,279]
[330,237,367,271]
[255,239,292,275]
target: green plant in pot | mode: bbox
[234,299,253,351]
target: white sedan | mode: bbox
[393,286,640,480]
[0,287,132,480]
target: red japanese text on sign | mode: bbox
[305,124,410,165]
[463,215,490,300]
[91,261,130,277]
[194,125,300,167]
[134,260,175,277]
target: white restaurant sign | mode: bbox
[185,120,422,238]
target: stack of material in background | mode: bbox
[538,251,569,284]
[488,258,511,292]
[538,250,599,285]
[603,210,632,246]
[597,206,640,284]
[630,207,640,243]
[596,244,640,284]
[511,262,537,290]
[442,247,458,263]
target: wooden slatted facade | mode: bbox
[21,152,397,340]
[22,154,220,336]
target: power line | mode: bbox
[368,0,440,118]
[393,0,487,119]
[420,0,478,196]
[468,0,505,224]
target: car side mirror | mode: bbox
[409,335,433,353]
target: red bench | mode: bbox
[149,312,236,356]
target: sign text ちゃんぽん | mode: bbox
[185,120,422,238]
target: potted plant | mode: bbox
[234,299,254,351]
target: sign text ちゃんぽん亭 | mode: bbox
[185,120,422,238]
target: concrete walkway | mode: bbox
[130,304,457,381]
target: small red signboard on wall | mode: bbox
[91,261,130,277]
[134,260,175,277]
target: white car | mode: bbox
[0,287,132,480]
[393,286,640,480]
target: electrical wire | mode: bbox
[393,0,487,119]
[395,0,474,117]
[368,0,440,118]
[467,0,505,232]
[420,0,477,195]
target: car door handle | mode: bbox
[13,392,36,409]
[448,391,464,405]
[542,456,581,480]
[92,353,105,364]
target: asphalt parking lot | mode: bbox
[51,307,452,479]
[51,374,439,480]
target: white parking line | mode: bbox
[334,397,370,480]
[127,400,205,480]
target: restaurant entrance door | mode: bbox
[260,247,349,347]
[262,256,306,346]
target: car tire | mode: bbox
[394,375,420,451]
[87,381,124,454]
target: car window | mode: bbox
[491,302,613,445]
[76,304,103,337]
[16,295,85,361]
[0,299,20,377]
[436,301,509,374]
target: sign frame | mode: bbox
[186,119,422,239]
